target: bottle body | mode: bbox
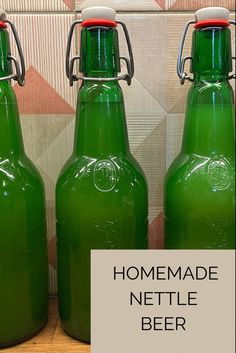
[0,82,48,347]
[164,23,235,249]
[164,79,235,248]
[56,81,148,342]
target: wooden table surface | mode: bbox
[2,298,91,353]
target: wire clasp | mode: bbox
[177,19,236,84]
[66,20,134,87]
[177,20,196,85]
[0,19,25,86]
[228,20,236,80]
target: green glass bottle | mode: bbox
[0,15,48,347]
[56,7,148,343]
[164,7,235,249]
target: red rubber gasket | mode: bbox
[195,19,230,28]
[81,18,117,28]
[0,21,7,29]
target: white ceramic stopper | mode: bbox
[82,6,116,21]
[0,9,7,21]
[195,7,229,22]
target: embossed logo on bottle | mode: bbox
[208,158,233,191]
[93,159,117,192]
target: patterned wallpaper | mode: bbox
[0,0,235,294]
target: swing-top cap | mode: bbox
[0,9,7,28]
[81,6,117,27]
[195,7,230,28]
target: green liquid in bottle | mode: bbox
[0,28,48,347]
[164,25,235,249]
[56,24,148,342]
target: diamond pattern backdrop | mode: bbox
[0,0,235,294]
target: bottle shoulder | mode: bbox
[187,80,234,105]
[165,152,235,193]
[56,154,147,193]
[0,82,17,104]
[0,155,45,193]
[78,81,124,103]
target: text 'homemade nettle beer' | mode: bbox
[164,7,235,249]
[56,7,148,343]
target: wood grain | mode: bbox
[2,298,91,353]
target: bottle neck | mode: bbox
[181,25,235,157]
[74,25,129,157]
[0,81,25,158]
[191,26,232,82]
[181,81,235,157]
[0,28,12,78]
[182,27,234,157]
[0,29,24,158]
[74,81,130,157]
[80,25,120,78]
